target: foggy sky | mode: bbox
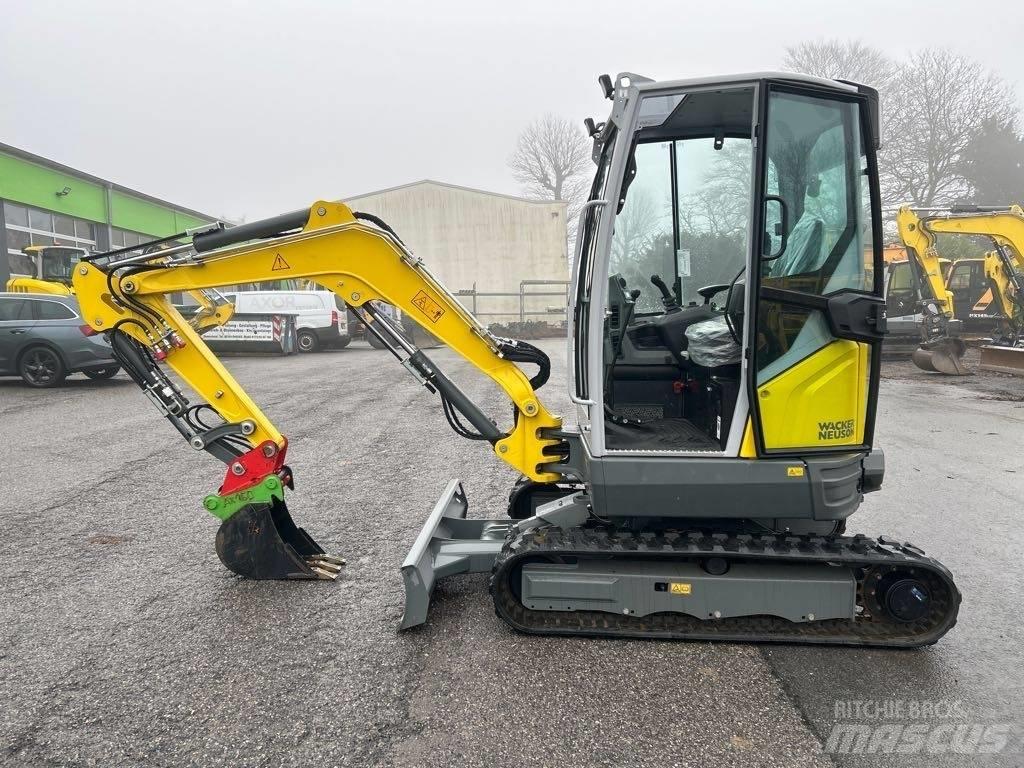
[2,0,1021,222]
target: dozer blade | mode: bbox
[400,479,511,629]
[215,497,345,579]
[979,344,1024,376]
[912,338,969,375]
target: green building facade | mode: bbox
[0,142,216,282]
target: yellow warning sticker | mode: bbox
[411,290,445,323]
[271,253,291,271]
[670,583,692,595]
[787,466,805,477]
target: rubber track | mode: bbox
[489,527,960,648]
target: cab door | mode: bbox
[750,84,885,454]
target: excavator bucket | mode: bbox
[214,497,344,579]
[912,338,969,375]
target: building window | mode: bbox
[4,203,98,267]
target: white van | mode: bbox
[223,290,350,352]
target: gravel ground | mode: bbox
[0,341,1021,767]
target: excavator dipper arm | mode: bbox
[72,201,563,581]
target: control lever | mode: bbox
[650,274,680,312]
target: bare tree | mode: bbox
[884,50,1017,206]
[783,41,1019,209]
[508,114,592,244]
[610,188,665,271]
[783,39,897,90]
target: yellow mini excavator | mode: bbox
[72,72,960,647]
[898,205,1024,374]
[7,243,234,334]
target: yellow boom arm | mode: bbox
[73,201,562,484]
[895,207,957,316]
[898,205,1024,335]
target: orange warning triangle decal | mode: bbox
[272,253,291,271]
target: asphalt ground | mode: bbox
[0,340,1021,767]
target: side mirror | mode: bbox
[762,195,789,261]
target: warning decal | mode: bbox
[271,253,291,271]
[670,583,692,595]
[411,290,445,323]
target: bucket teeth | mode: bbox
[311,554,347,567]
[307,555,346,578]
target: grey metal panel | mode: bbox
[521,560,856,622]
[588,452,815,519]
[807,453,867,520]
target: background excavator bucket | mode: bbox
[214,498,343,579]
[912,338,969,375]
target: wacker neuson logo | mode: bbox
[818,418,855,441]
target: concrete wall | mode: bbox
[345,182,569,324]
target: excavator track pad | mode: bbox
[215,497,345,580]
[489,526,960,648]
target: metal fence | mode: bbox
[453,279,570,325]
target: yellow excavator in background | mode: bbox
[895,208,968,374]
[897,205,1024,374]
[70,72,961,647]
[6,243,235,333]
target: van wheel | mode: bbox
[297,330,320,353]
[19,346,67,388]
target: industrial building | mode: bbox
[345,180,569,324]
[0,142,216,283]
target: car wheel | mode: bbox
[297,329,320,353]
[19,346,67,388]
[83,366,121,380]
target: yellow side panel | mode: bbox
[740,418,757,458]
[757,340,868,450]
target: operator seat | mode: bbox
[768,215,826,278]
[653,284,732,367]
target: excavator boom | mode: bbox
[73,201,562,579]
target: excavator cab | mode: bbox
[574,74,887,462]
[7,245,86,294]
